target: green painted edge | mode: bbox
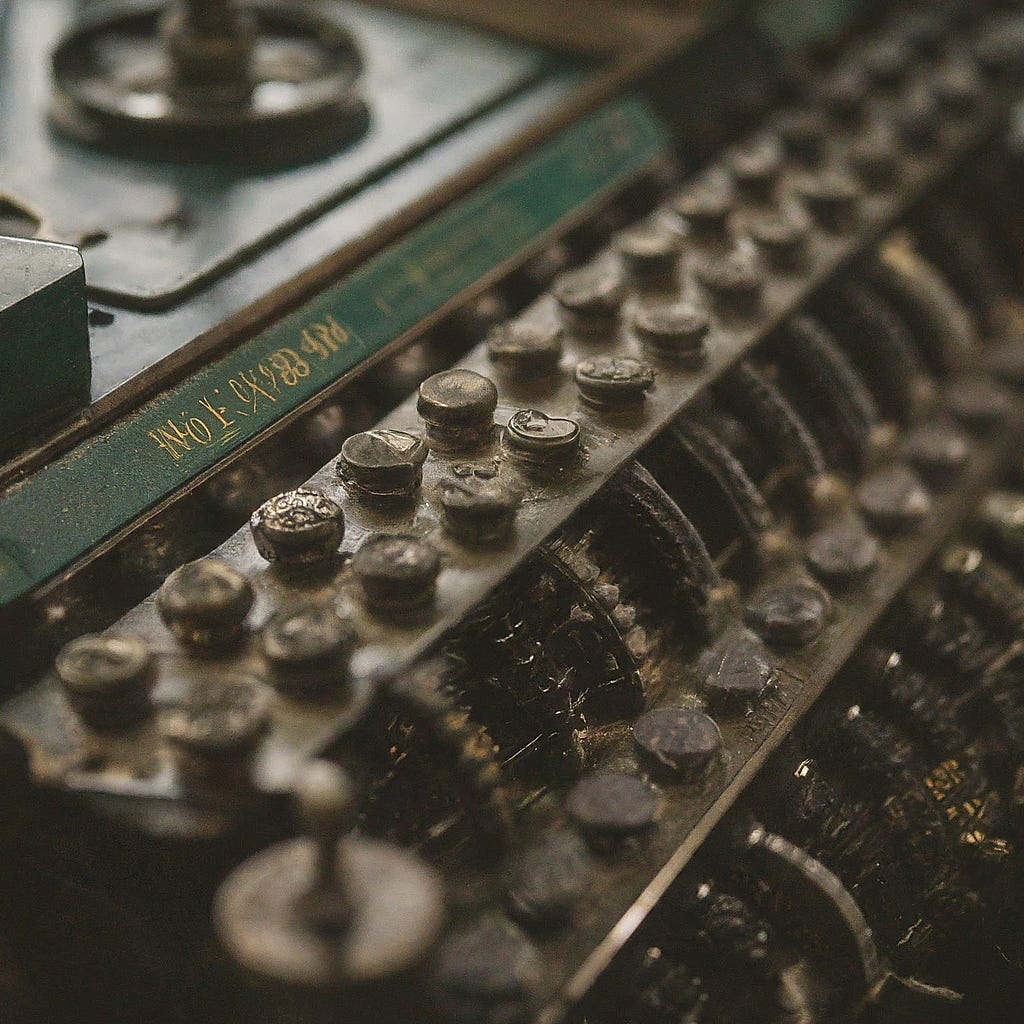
[0,95,668,607]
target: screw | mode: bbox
[551,263,626,334]
[338,429,428,498]
[746,204,812,269]
[575,356,654,409]
[631,301,710,364]
[633,707,721,779]
[745,580,832,648]
[899,420,971,488]
[250,489,345,568]
[670,171,735,237]
[438,469,518,545]
[162,678,268,783]
[157,558,254,650]
[795,170,862,232]
[55,633,154,730]
[932,57,983,112]
[434,915,543,1024]
[895,85,941,150]
[805,519,879,587]
[772,107,829,165]
[262,604,353,698]
[974,13,1024,75]
[698,631,778,708]
[945,375,1015,433]
[897,9,947,57]
[724,133,783,200]
[859,37,913,88]
[486,321,563,379]
[856,464,931,534]
[351,533,440,615]
[566,770,658,839]
[504,409,580,465]
[417,369,498,452]
[506,829,593,927]
[613,220,684,284]
[818,64,869,124]
[847,125,900,188]
[694,249,765,314]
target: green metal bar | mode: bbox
[0,95,669,607]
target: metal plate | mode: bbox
[0,0,554,305]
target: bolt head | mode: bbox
[670,171,735,235]
[505,409,580,462]
[157,559,254,649]
[566,771,658,837]
[725,133,783,197]
[352,533,440,613]
[698,630,777,707]
[55,633,154,730]
[694,249,765,311]
[163,679,269,764]
[856,464,931,533]
[250,489,345,567]
[632,301,709,363]
[795,170,861,231]
[633,707,721,779]
[438,470,518,545]
[338,430,427,497]
[417,369,498,450]
[575,356,654,408]
[486,321,563,378]
[745,581,832,648]
[613,220,684,283]
[746,204,811,267]
[551,263,626,333]
[263,604,352,697]
[806,520,879,587]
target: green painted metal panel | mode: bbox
[0,95,669,606]
[0,237,90,457]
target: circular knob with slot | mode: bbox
[50,0,368,166]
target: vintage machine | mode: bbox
[2,0,1024,1021]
